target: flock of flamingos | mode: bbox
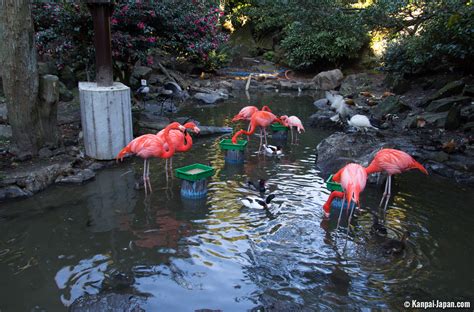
[116,104,428,240]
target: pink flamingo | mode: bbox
[231,106,273,140]
[231,106,259,122]
[281,115,305,144]
[332,163,367,230]
[365,148,428,212]
[116,122,185,194]
[231,110,281,152]
[157,121,200,172]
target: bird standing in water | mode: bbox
[332,163,367,231]
[157,121,200,173]
[280,115,305,144]
[231,106,273,140]
[232,110,281,153]
[116,122,186,194]
[365,148,428,213]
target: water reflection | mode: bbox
[0,92,474,310]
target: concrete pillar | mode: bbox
[79,82,133,160]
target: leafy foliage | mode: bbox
[364,0,474,75]
[233,0,369,69]
[32,1,229,82]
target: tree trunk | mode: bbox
[0,1,58,156]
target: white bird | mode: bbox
[240,194,276,209]
[348,114,378,131]
[262,144,283,156]
[325,91,344,111]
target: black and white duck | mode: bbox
[262,144,282,156]
[241,194,276,209]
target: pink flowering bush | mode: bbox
[32,1,229,84]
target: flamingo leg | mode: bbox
[336,193,346,229]
[263,128,268,145]
[247,123,251,141]
[378,175,389,208]
[170,157,173,178]
[143,159,148,195]
[383,175,392,214]
[258,128,263,153]
[346,202,356,235]
[146,159,152,193]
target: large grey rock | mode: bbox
[316,132,384,178]
[194,91,227,104]
[426,96,471,113]
[339,73,369,96]
[373,95,410,117]
[55,169,95,184]
[313,98,329,110]
[312,69,344,91]
[309,111,343,130]
[0,185,32,201]
[425,80,465,104]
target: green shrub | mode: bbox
[366,0,474,75]
[233,0,369,69]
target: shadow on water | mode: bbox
[1,91,474,310]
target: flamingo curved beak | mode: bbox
[178,125,186,132]
[193,126,201,135]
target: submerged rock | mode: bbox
[0,185,32,201]
[69,293,147,312]
[55,169,95,184]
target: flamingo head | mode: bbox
[278,115,288,126]
[323,202,331,218]
[184,122,200,135]
[168,122,186,132]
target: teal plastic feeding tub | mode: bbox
[326,174,343,192]
[175,163,215,182]
[175,164,215,199]
[219,139,247,151]
[219,139,247,163]
[270,123,289,132]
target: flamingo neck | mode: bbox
[161,126,176,158]
[365,162,382,175]
[178,132,193,152]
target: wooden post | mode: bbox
[86,1,114,87]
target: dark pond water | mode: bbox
[1,92,473,311]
